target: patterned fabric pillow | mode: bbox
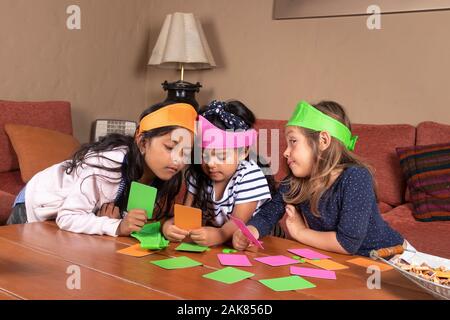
[396,142,450,222]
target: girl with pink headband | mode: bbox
[162,100,276,246]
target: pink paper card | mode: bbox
[217,254,253,267]
[290,266,337,280]
[230,216,264,249]
[254,255,299,267]
[288,248,331,260]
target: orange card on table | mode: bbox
[346,257,393,272]
[174,204,202,230]
[117,244,156,257]
[305,259,349,271]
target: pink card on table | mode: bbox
[230,216,264,249]
[217,254,253,267]
[254,255,299,267]
[288,248,331,260]
[290,266,336,280]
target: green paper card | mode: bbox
[203,267,254,285]
[175,243,209,253]
[222,248,238,254]
[259,276,316,291]
[150,256,203,270]
[131,221,169,250]
[127,181,157,218]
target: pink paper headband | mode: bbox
[198,115,257,149]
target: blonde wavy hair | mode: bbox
[282,101,376,217]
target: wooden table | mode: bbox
[0,222,434,300]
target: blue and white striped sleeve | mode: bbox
[234,167,271,205]
[186,174,199,195]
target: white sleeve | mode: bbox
[56,168,121,237]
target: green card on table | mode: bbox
[150,256,203,270]
[131,221,169,250]
[203,267,254,284]
[127,181,157,218]
[259,276,316,291]
[175,242,209,253]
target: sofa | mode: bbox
[1,100,449,259]
[0,100,74,224]
[254,120,450,259]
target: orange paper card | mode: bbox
[346,257,393,272]
[305,259,349,271]
[174,204,202,230]
[117,244,155,257]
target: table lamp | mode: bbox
[148,12,216,110]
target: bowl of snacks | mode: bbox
[371,244,450,300]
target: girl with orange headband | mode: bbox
[7,101,197,237]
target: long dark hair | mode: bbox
[186,100,276,212]
[64,100,189,219]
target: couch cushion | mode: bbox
[0,170,25,195]
[396,142,450,222]
[416,121,450,146]
[254,119,288,183]
[383,203,450,258]
[5,124,80,182]
[0,190,15,225]
[352,124,416,206]
[0,100,73,173]
[406,122,450,203]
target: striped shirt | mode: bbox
[187,160,272,227]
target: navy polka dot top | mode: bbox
[248,166,404,256]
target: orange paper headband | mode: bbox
[138,103,197,134]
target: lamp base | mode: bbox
[162,80,202,111]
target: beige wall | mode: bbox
[0,0,153,143]
[146,0,450,127]
[1,0,450,143]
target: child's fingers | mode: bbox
[194,240,206,246]
[105,203,116,218]
[98,203,108,216]
[233,231,249,250]
[245,244,258,253]
[130,210,147,222]
[112,206,120,219]
[128,224,142,233]
[169,230,189,239]
[285,205,295,218]
[189,228,202,236]
[235,238,249,251]
[237,230,250,244]
[285,204,292,213]
[129,209,146,215]
[189,233,204,242]
[129,217,146,228]
[171,225,189,236]
[167,232,186,242]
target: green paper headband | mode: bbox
[286,101,358,151]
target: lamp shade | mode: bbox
[148,12,216,70]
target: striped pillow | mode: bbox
[396,142,450,222]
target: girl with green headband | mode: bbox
[233,101,404,256]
